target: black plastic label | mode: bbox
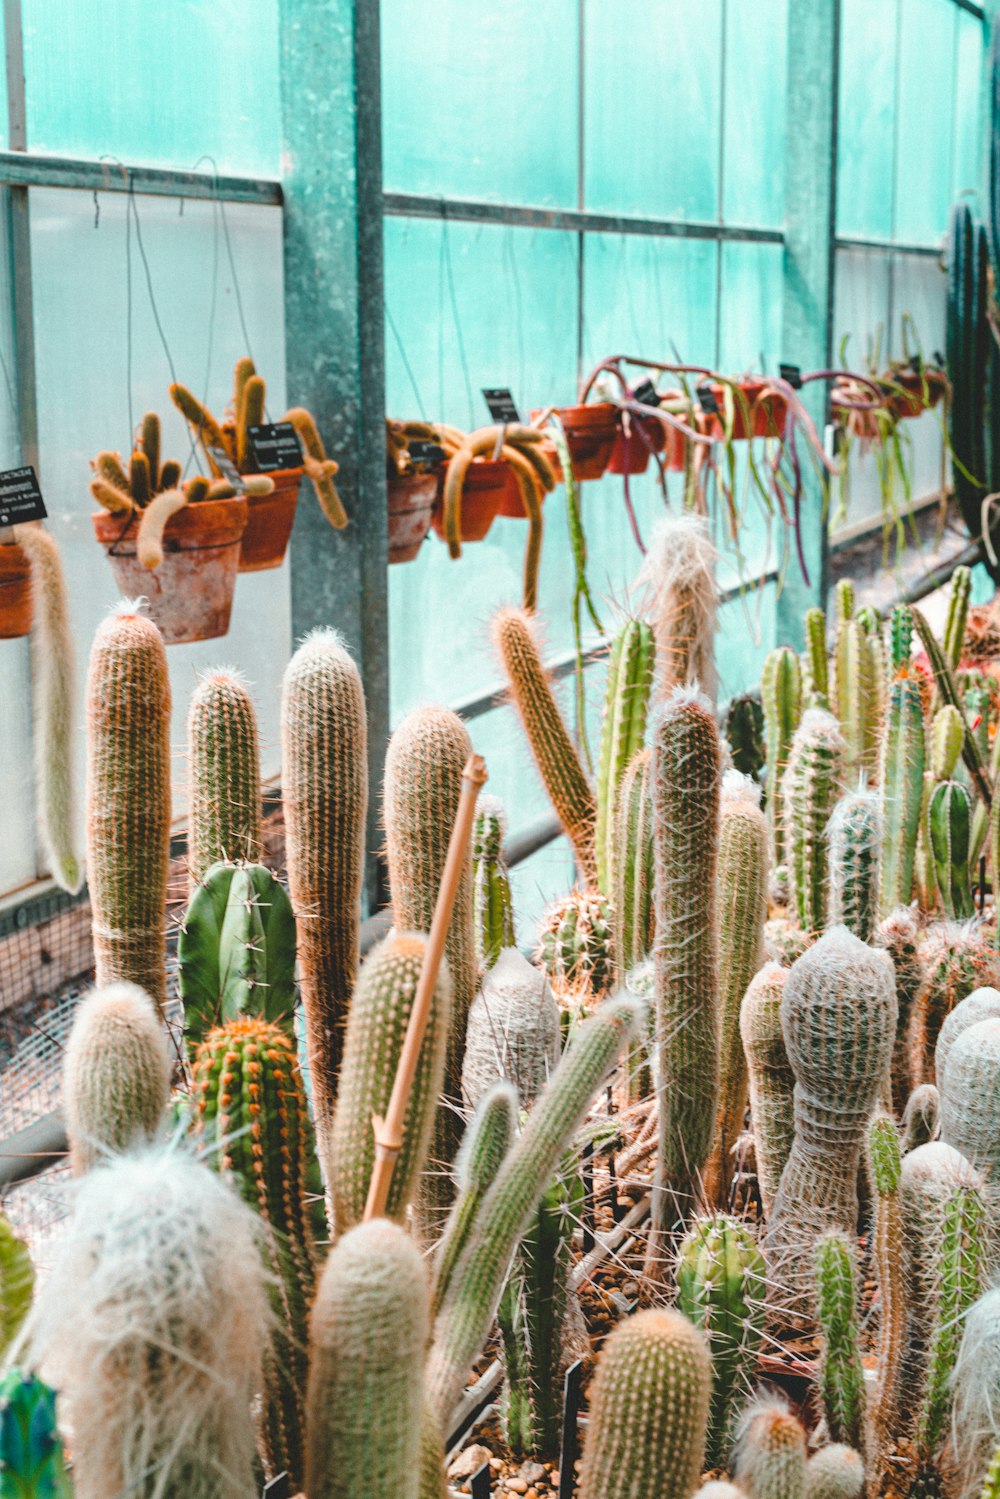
[696,385,720,416]
[408,440,446,464]
[246,422,303,473]
[0,466,46,526]
[482,387,521,424]
[631,377,660,407]
[779,363,802,389]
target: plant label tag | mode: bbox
[0,466,46,526]
[779,363,802,389]
[262,1477,289,1499]
[631,377,660,407]
[482,387,521,424]
[696,385,720,416]
[206,444,246,492]
[408,440,446,464]
[247,422,303,473]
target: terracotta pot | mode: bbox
[607,413,666,475]
[388,471,438,562]
[432,458,507,543]
[706,381,788,441]
[92,497,248,645]
[0,541,32,639]
[887,369,947,421]
[239,468,303,572]
[539,404,618,482]
[495,440,561,517]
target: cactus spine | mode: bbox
[186,668,261,885]
[461,946,560,1111]
[577,1308,711,1499]
[433,1081,516,1307]
[86,605,171,1009]
[472,794,515,969]
[326,932,450,1236]
[805,1445,864,1499]
[537,889,615,1003]
[612,747,655,979]
[827,786,880,941]
[282,629,367,1156]
[762,646,802,872]
[879,670,926,914]
[803,607,830,709]
[62,982,170,1174]
[596,618,654,895]
[734,1396,808,1499]
[865,1112,905,1475]
[783,709,847,933]
[192,1016,318,1487]
[305,1219,428,1499]
[676,1215,766,1466]
[647,689,721,1273]
[740,963,795,1217]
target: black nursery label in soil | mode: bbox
[482,387,521,424]
[408,439,446,464]
[696,384,720,415]
[631,377,660,407]
[779,363,802,389]
[246,422,303,473]
[206,444,245,490]
[0,466,46,526]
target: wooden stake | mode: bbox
[363,751,488,1222]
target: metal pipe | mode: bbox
[0,150,281,205]
[895,540,984,605]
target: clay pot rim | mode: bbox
[92,495,249,552]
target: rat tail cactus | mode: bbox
[433,1081,517,1308]
[827,786,880,941]
[761,646,803,874]
[783,709,847,933]
[596,618,654,894]
[186,668,262,885]
[472,793,516,969]
[739,962,795,1217]
[577,1307,712,1499]
[612,747,655,980]
[734,1394,808,1499]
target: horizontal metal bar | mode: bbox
[0,150,282,205]
[384,191,784,245]
[895,540,984,605]
[953,0,984,19]
[829,488,945,553]
[0,1110,66,1190]
[835,234,942,259]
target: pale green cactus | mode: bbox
[783,709,847,933]
[596,618,654,895]
[472,793,515,970]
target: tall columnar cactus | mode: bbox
[186,668,262,885]
[740,962,795,1217]
[866,1112,905,1475]
[577,1308,711,1499]
[461,945,560,1111]
[879,669,926,915]
[647,689,721,1273]
[281,629,367,1156]
[493,606,597,884]
[725,693,766,781]
[192,1016,318,1487]
[835,579,854,624]
[612,747,655,979]
[19,1147,270,1499]
[783,709,847,933]
[537,889,615,1004]
[805,1446,864,1499]
[426,996,641,1424]
[944,564,973,671]
[86,605,171,1009]
[929,776,975,920]
[0,1220,33,1360]
[803,607,830,709]
[764,929,896,1324]
[178,861,297,1048]
[833,616,877,777]
[325,932,450,1237]
[827,787,880,941]
[875,907,925,1114]
[0,1370,71,1498]
[915,923,1000,1087]
[433,1081,516,1308]
[634,511,718,704]
[707,773,767,1207]
[472,793,515,969]
[305,1218,428,1499]
[940,1016,1000,1230]
[815,1231,866,1453]
[384,704,477,1200]
[890,602,914,670]
[62,982,170,1174]
[936,985,1000,1085]
[677,1215,766,1466]
[734,1396,808,1499]
[761,646,802,874]
[595,619,654,895]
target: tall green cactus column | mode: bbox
[86,605,171,1010]
[761,646,802,879]
[783,709,847,934]
[595,619,654,895]
[879,612,925,916]
[186,669,262,885]
[472,794,515,969]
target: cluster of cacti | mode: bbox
[536,888,615,1004]
[471,793,516,969]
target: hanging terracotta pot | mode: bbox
[886,368,948,421]
[93,497,248,645]
[0,540,32,639]
[537,403,618,481]
[432,457,507,543]
[495,439,561,516]
[607,412,666,475]
[238,468,303,572]
[388,472,438,562]
[704,380,788,441]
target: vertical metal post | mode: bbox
[776,0,840,647]
[4,0,37,472]
[558,1359,584,1499]
[279,0,389,912]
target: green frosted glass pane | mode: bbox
[582,232,718,369]
[21,0,280,174]
[895,0,955,246]
[717,584,776,702]
[837,0,897,239]
[954,11,985,200]
[584,0,721,220]
[382,0,578,205]
[722,0,788,228]
[718,243,783,374]
[832,247,892,534]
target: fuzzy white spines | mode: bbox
[461,947,560,1111]
[951,1286,1000,1497]
[900,1141,984,1364]
[475,791,508,839]
[805,1445,864,1499]
[633,513,718,704]
[734,1394,808,1499]
[940,1017,1000,1228]
[935,987,1000,1088]
[722,766,764,808]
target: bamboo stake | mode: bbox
[363,751,488,1222]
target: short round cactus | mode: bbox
[536,889,615,1003]
[461,946,560,1111]
[805,1445,864,1499]
[734,1395,808,1499]
[935,985,1000,1088]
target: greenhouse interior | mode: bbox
[8,1,1000,1497]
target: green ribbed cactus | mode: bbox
[835,580,854,623]
[739,963,794,1217]
[178,861,296,1048]
[0,1371,71,1499]
[433,1081,516,1307]
[866,1112,905,1476]
[764,928,896,1325]
[916,924,1000,1087]
[193,1016,318,1487]
[944,565,972,670]
[305,1218,428,1499]
[677,1215,766,1466]
[734,1396,808,1499]
[783,709,847,933]
[803,607,830,709]
[578,1308,711,1499]
[764,916,814,967]
[537,889,614,1003]
[929,778,975,920]
[86,605,171,1009]
[805,1445,864,1499]
[941,1016,1000,1229]
[62,981,170,1174]
[815,1231,866,1453]
[461,946,559,1111]
[833,616,877,776]
[891,603,914,670]
[647,689,721,1273]
[325,931,450,1236]
[725,693,766,781]
[282,629,367,1158]
[932,704,966,780]
[708,773,767,1207]
[426,995,641,1424]
[596,619,654,895]
[612,747,655,981]
[384,704,476,1202]
[0,1222,32,1361]
[186,669,261,885]
[827,786,880,941]
[879,669,926,915]
[493,606,597,884]
[472,793,515,969]
[901,1084,941,1151]
[875,907,924,1114]
[762,647,802,874]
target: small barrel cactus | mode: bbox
[739,962,795,1216]
[596,618,654,895]
[783,708,847,933]
[734,1395,808,1499]
[537,889,615,1004]
[815,1231,866,1453]
[462,946,560,1111]
[186,668,261,885]
[472,793,515,970]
